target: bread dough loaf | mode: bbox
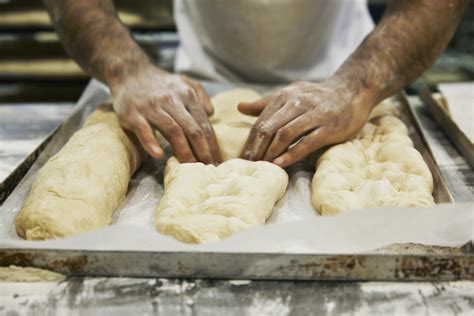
[312,99,434,215]
[15,104,144,240]
[209,88,259,160]
[155,157,288,243]
[155,89,288,243]
[0,265,64,282]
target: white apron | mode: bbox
[173,0,374,84]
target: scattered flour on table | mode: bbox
[0,265,64,282]
[247,292,292,316]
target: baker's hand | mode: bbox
[110,66,222,164]
[238,79,374,167]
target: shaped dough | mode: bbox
[155,89,288,243]
[15,104,144,240]
[0,265,64,282]
[155,157,288,243]
[312,99,434,215]
[209,88,259,160]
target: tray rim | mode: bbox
[419,86,474,169]
[1,248,472,281]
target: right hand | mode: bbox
[110,65,222,165]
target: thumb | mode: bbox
[237,96,271,116]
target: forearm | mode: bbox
[333,0,468,108]
[44,1,221,163]
[43,0,160,87]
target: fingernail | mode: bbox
[152,145,163,156]
[273,157,284,166]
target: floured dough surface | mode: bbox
[312,99,434,215]
[16,105,143,240]
[0,265,64,282]
[155,157,288,243]
[155,89,288,243]
[209,88,259,160]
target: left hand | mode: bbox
[238,79,375,167]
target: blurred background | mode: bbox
[0,0,472,103]
[0,0,176,102]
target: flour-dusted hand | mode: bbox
[238,79,375,167]
[111,66,222,164]
[235,0,469,167]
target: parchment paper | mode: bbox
[0,80,472,254]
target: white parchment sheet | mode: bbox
[1,80,472,254]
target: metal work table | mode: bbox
[0,98,473,315]
[2,278,473,315]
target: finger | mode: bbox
[186,100,223,164]
[130,116,164,158]
[166,101,215,164]
[147,109,197,163]
[237,95,273,116]
[273,127,330,168]
[263,114,319,161]
[194,84,214,116]
[240,98,301,161]
[181,76,214,115]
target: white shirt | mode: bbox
[174,0,374,84]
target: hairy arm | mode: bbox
[335,0,469,107]
[43,0,149,86]
[43,0,222,164]
[240,0,468,167]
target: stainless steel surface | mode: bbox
[407,96,474,202]
[0,248,473,281]
[419,87,474,169]
[2,277,473,315]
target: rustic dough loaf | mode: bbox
[312,100,434,215]
[0,265,64,282]
[155,89,288,243]
[155,157,288,243]
[15,104,143,240]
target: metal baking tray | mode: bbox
[418,86,474,169]
[1,82,470,281]
[0,128,59,204]
[0,245,472,281]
